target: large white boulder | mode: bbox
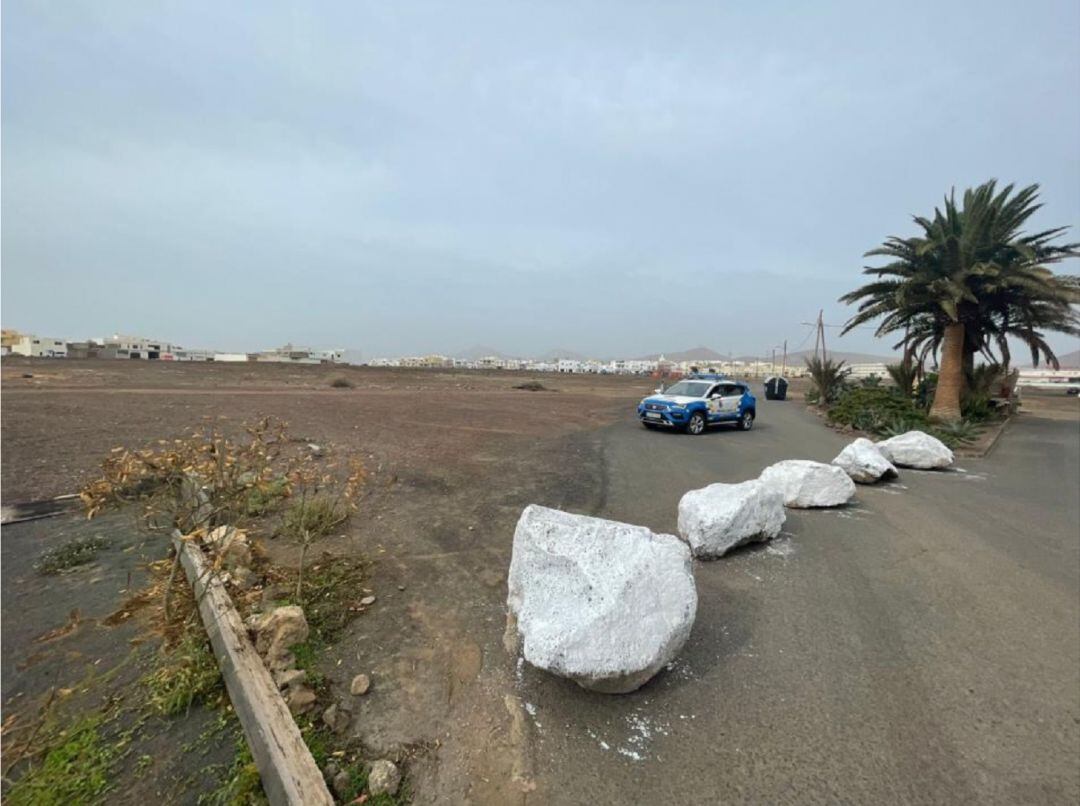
[832,437,899,483]
[677,480,786,558]
[506,505,697,694]
[876,431,953,469]
[759,460,856,508]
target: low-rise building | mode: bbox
[171,349,215,361]
[101,334,178,360]
[253,344,344,364]
[9,333,68,358]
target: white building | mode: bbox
[102,334,178,359]
[9,334,68,357]
[847,362,889,380]
[253,345,344,364]
[171,349,215,361]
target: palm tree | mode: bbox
[885,361,917,396]
[840,181,1078,420]
[805,356,850,404]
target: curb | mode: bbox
[957,416,1011,459]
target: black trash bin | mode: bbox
[764,376,788,401]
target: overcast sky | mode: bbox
[3,1,1079,359]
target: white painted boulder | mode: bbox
[759,460,856,508]
[832,437,899,483]
[506,505,697,694]
[876,430,953,469]
[677,480,786,558]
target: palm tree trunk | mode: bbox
[930,321,965,421]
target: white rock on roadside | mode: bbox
[368,760,401,796]
[506,505,697,694]
[876,431,954,469]
[832,437,899,483]
[759,460,856,508]
[677,480,786,558]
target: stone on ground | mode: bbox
[368,759,402,796]
[273,668,306,690]
[248,605,309,671]
[285,685,316,714]
[677,480,786,558]
[759,460,856,508]
[832,437,899,483]
[331,770,352,798]
[506,504,697,694]
[876,430,954,469]
[350,673,371,696]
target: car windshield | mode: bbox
[661,381,711,398]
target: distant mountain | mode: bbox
[537,347,588,362]
[785,349,897,365]
[457,344,516,361]
[634,346,726,362]
[1023,348,1080,369]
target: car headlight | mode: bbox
[669,404,686,411]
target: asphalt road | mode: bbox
[512,398,1080,805]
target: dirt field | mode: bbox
[1,358,653,802]
[1,359,643,502]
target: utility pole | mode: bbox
[812,309,827,360]
[781,339,787,377]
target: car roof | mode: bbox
[676,376,748,388]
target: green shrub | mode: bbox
[933,419,983,446]
[5,715,123,806]
[144,630,223,716]
[35,535,112,575]
[826,387,928,432]
[961,392,994,422]
[805,357,851,404]
[885,362,917,395]
[829,386,982,448]
[281,495,347,540]
[915,372,938,411]
[244,477,290,517]
[329,376,354,388]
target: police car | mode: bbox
[637,374,756,435]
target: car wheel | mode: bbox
[737,410,755,431]
[685,412,706,435]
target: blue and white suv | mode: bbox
[637,374,757,435]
